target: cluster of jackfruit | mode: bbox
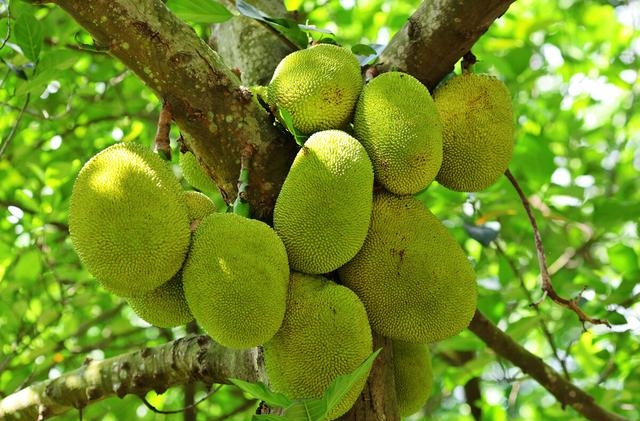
[68,42,515,420]
[262,43,515,418]
[69,143,291,350]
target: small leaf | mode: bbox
[13,13,43,62]
[322,349,381,418]
[235,0,267,20]
[351,44,377,57]
[284,399,326,421]
[167,0,233,24]
[297,24,333,35]
[464,222,499,246]
[352,43,384,66]
[278,108,308,146]
[229,379,293,408]
[236,0,308,48]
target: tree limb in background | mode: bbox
[504,169,611,327]
[468,310,629,421]
[45,0,298,221]
[379,0,515,90]
[0,335,264,421]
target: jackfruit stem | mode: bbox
[461,51,477,74]
[154,102,173,161]
[232,144,255,218]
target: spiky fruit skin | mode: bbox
[182,213,289,349]
[182,191,217,228]
[127,271,193,328]
[69,142,190,297]
[353,71,443,195]
[179,150,218,196]
[339,192,477,343]
[393,340,433,417]
[434,73,515,192]
[267,44,362,135]
[264,272,372,420]
[273,130,373,274]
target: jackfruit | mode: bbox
[433,73,515,191]
[338,192,477,343]
[182,191,217,229]
[182,213,289,349]
[126,271,193,328]
[180,150,219,196]
[273,130,373,274]
[69,142,190,297]
[392,340,433,417]
[267,44,362,135]
[353,71,443,195]
[264,272,372,420]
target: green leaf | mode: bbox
[278,108,308,146]
[236,0,308,48]
[607,244,639,277]
[284,399,327,421]
[464,222,499,246]
[321,349,381,418]
[167,0,233,24]
[229,379,293,408]
[351,44,377,57]
[13,13,43,62]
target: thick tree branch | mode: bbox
[50,0,297,221]
[379,0,516,90]
[0,335,264,421]
[469,311,629,421]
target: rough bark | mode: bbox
[469,311,629,421]
[210,0,295,86]
[50,0,297,221]
[0,335,264,421]
[341,333,399,421]
[379,0,516,90]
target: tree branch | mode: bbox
[504,169,611,327]
[0,335,264,421]
[468,310,629,421]
[49,0,297,221]
[379,0,516,90]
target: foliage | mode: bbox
[0,0,639,420]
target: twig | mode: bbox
[233,144,255,217]
[141,384,222,414]
[504,169,611,328]
[154,101,173,161]
[0,94,31,159]
[493,241,572,380]
[468,310,629,421]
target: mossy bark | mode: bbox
[52,0,298,222]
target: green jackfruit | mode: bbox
[126,271,193,328]
[274,130,373,274]
[267,44,362,135]
[183,191,217,229]
[434,73,515,192]
[180,150,219,196]
[264,272,372,420]
[182,213,289,349]
[393,340,433,417]
[353,71,443,195]
[69,142,190,297]
[339,192,477,343]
